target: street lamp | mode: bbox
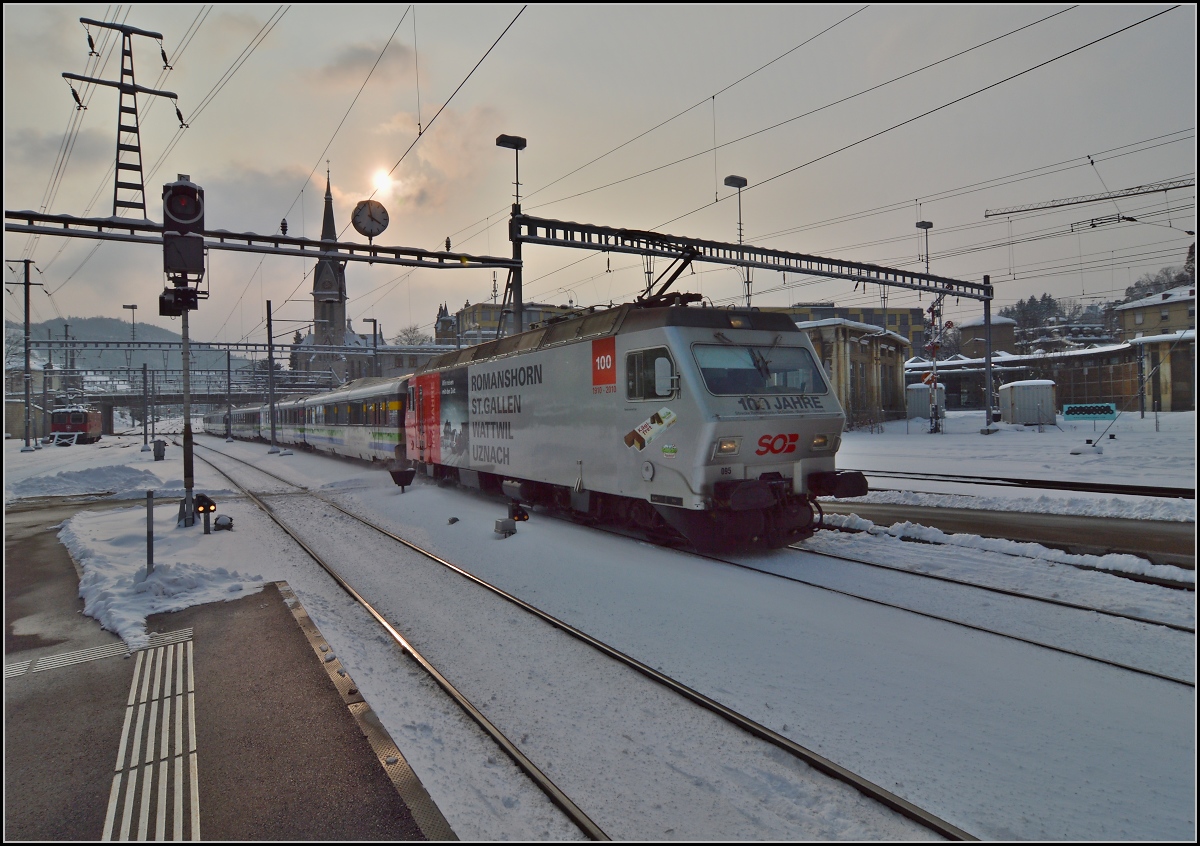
[496,133,527,333]
[915,220,940,432]
[915,220,932,275]
[363,318,379,377]
[123,303,137,341]
[123,303,137,400]
[724,175,750,306]
[496,134,527,203]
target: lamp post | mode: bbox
[123,303,137,400]
[7,259,42,451]
[724,175,750,306]
[497,134,527,334]
[915,221,939,432]
[915,220,932,275]
[266,300,278,454]
[363,317,379,377]
[123,303,137,341]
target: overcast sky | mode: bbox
[4,4,1195,346]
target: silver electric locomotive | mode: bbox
[405,298,866,550]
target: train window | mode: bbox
[693,344,828,396]
[626,348,676,400]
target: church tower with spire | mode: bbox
[312,168,348,351]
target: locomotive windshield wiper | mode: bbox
[749,348,771,379]
[750,334,783,379]
[715,331,779,380]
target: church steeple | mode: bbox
[312,164,348,354]
[320,165,337,242]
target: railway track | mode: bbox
[649,543,1194,688]
[189,439,973,841]
[817,501,1195,574]
[845,468,1195,500]
[796,545,1194,634]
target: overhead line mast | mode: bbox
[63,17,183,219]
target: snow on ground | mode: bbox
[820,511,1195,583]
[3,412,1196,840]
[833,409,1195,522]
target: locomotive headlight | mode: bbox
[812,435,830,450]
[713,437,741,457]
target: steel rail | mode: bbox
[186,444,610,841]
[697,546,1193,687]
[791,546,1194,634]
[844,469,1195,500]
[191,438,978,841]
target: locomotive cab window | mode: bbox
[626,347,677,400]
[693,343,828,395]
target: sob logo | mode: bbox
[756,433,799,455]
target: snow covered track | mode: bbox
[191,441,968,840]
[819,502,1194,574]
[715,547,1193,687]
[187,447,605,840]
[799,547,1194,634]
[844,468,1195,500]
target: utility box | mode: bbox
[999,380,1056,425]
[906,383,945,420]
[153,439,166,461]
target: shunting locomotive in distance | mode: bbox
[207,295,868,550]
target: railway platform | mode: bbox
[4,500,454,841]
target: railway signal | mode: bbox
[194,493,217,534]
[161,176,206,527]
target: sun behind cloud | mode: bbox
[372,169,393,197]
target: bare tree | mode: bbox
[391,324,432,345]
[4,328,23,370]
[1124,248,1195,301]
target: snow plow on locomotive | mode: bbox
[50,405,102,445]
[404,298,866,550]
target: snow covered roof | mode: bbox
[794,318,910,346]
[903,340,1134,370]
[956,314,1016,328]
[1112,285,1195,311]
[1128,329,1195,345]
